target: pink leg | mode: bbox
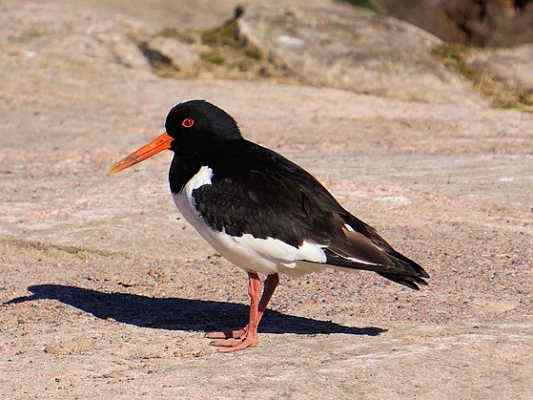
[258,273,279,317]
[207,273,279,351]
[206,273,279,339]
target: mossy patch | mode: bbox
[200,50,225,65]
[200,20,241,48]
[337,0,376,11]
[432,44,533,112]
[431,44,476,79]
[157,28,196,44]
[137,11,297,83]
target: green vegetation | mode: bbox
[200,20,241,48]
[431,44,478,80]
[199,50,225,65]
[138,15,295,83]
[432,44,533,112]
[337,0,376,11]
[157,28,195,44]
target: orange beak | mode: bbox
[108,133,173,175]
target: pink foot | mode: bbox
[204,326,247,340]
[210,335,259,353]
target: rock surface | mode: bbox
[145,36,201,71]
[239,3,486,104]
[466,43,533,103]
[0,1,532,399]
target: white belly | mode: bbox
[172,166,327,276]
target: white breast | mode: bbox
[173,166,214,231]
[172,166,327,276]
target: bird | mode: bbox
[109,100,429,352]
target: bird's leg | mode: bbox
[209,272,261,351]
[206,273,279,341]
[208,273,279,351]
[258,273,279,318]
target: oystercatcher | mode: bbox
[109,100,429,352]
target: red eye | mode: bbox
[182,118,195,128]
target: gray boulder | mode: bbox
[238,3,485,105]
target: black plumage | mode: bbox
[166,100,429,289]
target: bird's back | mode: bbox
[188,140,429,288]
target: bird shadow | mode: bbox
[6,284,386,336]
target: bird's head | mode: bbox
[108,100,241,175]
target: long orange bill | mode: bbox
[108,133,173,175]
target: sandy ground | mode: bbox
[1,1,532,399]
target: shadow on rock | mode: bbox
[6,284,386,336]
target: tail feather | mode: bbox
[332,214,430,290]
[377,272,428,290]
[384,251,429,289]
[388,249,429,279]
[324,247,429,290]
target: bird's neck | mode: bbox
[168,140,249,193]
[168,153,204,194]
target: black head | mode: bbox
[165,100,242,154]
[108,100,242,175]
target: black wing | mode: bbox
[193,141,429,289]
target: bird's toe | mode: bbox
[205,327,247,339]
[216,337,258,353]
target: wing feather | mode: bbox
[191,141,429,288]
